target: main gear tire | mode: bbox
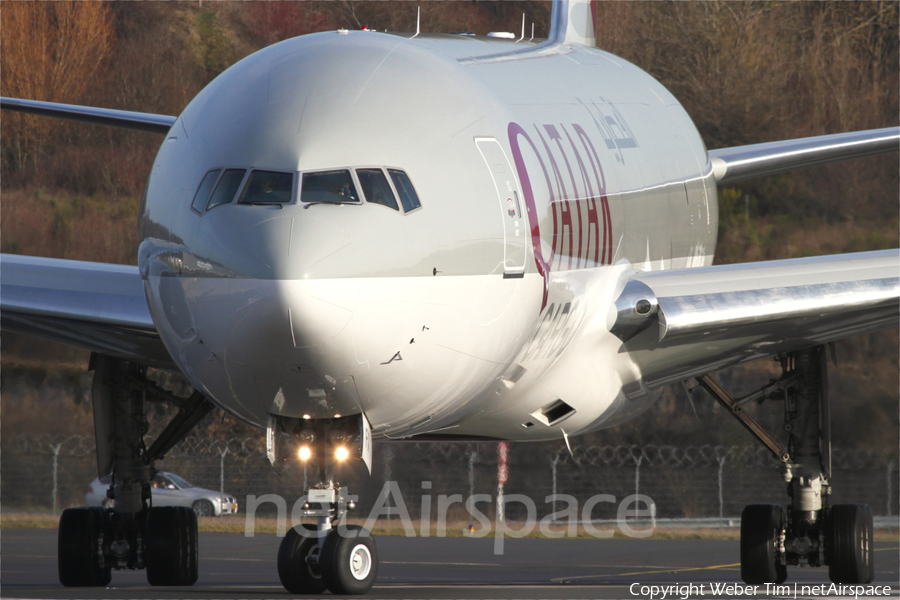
[740,504,787,584]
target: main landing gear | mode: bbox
[271,415,378,595]
[696,346,874,585]
[59,354,213,587]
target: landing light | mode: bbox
[335,446,350,461]
[635,299,653,315]
[298,446,312,461]
[302,414,311,420]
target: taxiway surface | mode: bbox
[2,529,897,599]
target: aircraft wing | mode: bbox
[1,254,176,370]
[610,249,899,388]
[709,127,899,184]
[0,97,175,134]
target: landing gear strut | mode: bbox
[271,415,379,595]
[58,354,212,587]
[697,346,874,585]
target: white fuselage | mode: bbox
[139,31,718,441]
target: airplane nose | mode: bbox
[232,214,353,281]
[225,275,361,417]
[156,267,360,420]
[228,211,360,347]
[143,205,363,423]
[278,277,359,349]
[208,208,361,352]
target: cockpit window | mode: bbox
[190,169,221,214]
[388,169,421,212]
[206,168,246,210]
[238,170,294,204]
[357,169,399,211]
[301,170,359,204]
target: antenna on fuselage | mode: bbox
[561,429,575,458]
[530,23,535,41]
[516,13,525,42]
[413,6,420,38]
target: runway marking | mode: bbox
[382,561,508,567]
[553,562,740,582]
[381,561,677,569]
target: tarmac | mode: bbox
[2,528,897,599]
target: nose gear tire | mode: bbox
[319,525,378,595]
[277,524,327,593]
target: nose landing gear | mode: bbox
[697,346,874,585]
[271,415,378,595]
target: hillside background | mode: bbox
[1,2,897,455]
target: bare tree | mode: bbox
[1,2,112,172]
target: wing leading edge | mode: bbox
[610,249,899,388]
[709,127,899,185]
[0,97,175,135]
[0,254,175,370]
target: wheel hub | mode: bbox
[307,546,322,578]
[349,544,372,580]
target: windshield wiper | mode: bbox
[303,201,358,209]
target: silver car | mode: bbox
[85,472,239,517]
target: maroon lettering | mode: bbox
[552,200,576,270]
[534,126,568,203]
[574,124,611,265]
[544,125,580,200]
[602,196,612,264]
[573,124,606,195]
[507,122,551,311]
[508,120,616,313]
[585,197,600,266]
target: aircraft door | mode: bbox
[475,138,527,275]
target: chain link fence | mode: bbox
[3,435,896,523]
